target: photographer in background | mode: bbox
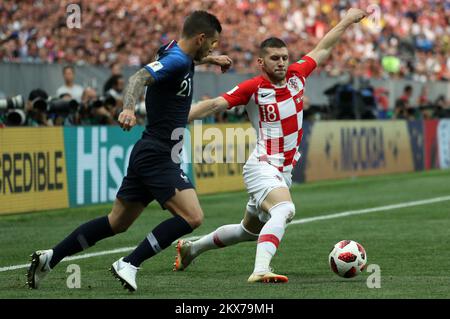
[78,87,116,125]
[56,66,84,103]
[0,88,76,127]
[26,89,52,126]
[49,93,79,126]
[26,89,80,126]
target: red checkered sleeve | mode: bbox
[289,55,317,78]
[221,78,258,109]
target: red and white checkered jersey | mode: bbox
[222,56,317,172]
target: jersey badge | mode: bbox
[149,61,163,72]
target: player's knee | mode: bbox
[182,210,204,229]
[114,223,130,234]
[188,216,203,229]
[287,202,296,222]
[107,213,128,234]
[269,201,296,223]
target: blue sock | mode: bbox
[124,215,193,267]
[50,216,114,268]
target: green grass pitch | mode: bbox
[0,169,449,299]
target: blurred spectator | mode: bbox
[103,62,123,94]
[381,56,401,76]
[393,99,408,119]
[76,87,96,125]
[105,74,125,102]
[56,65,84,102]
[434,95,450,118]
[398,85,413,109]
[0,0,449,81]
[394,85,416,119]
[374,87,390,119]
[417,86,430,107]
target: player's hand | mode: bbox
[212,55,233,73]
[118,109,137,131]
[343,8,370,24]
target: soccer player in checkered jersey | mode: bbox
[174,8,369,283]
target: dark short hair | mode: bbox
[182,11,222,38]
[63,65,75,73]
[259,37,287,56]
[28,88,48,102]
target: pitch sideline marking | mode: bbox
[1,195,449,273]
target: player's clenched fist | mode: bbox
[118,109,137,131]
[343,8,370,24]
[213,55,233,73]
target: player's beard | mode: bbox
[269,69,287,82]
[193,50,203,62]
[194,44,210,62]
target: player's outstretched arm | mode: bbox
[197,55,233,73]
[118,68,155,131]
[188,96,229,122]
[306,8,369,66]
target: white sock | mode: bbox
[253,201,295,275]
[191,222,258,257]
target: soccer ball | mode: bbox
[328,240,367,278]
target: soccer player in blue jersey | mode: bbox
[27,11,231,292]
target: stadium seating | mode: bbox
[1,0,449,80]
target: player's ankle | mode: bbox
[253,268,270,275]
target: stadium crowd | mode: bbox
[1,0,450,126]
[1,0,450,81]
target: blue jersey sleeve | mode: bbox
[144,54,188,83]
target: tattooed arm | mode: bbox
[118,68,155,131]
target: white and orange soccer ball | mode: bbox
[328,240,367,278]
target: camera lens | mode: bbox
[32,98,48,111]
[6,109,26,126]
[89,100,103,108]
[48,99,79,114]
[0,95,24,110]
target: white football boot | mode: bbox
[110,257,139,292]
[27,249,53,289]
[247,266,288,283]
[247,271,289,283]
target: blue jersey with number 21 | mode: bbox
[143,40,194,147]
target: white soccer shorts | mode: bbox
[243,158,292,223]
